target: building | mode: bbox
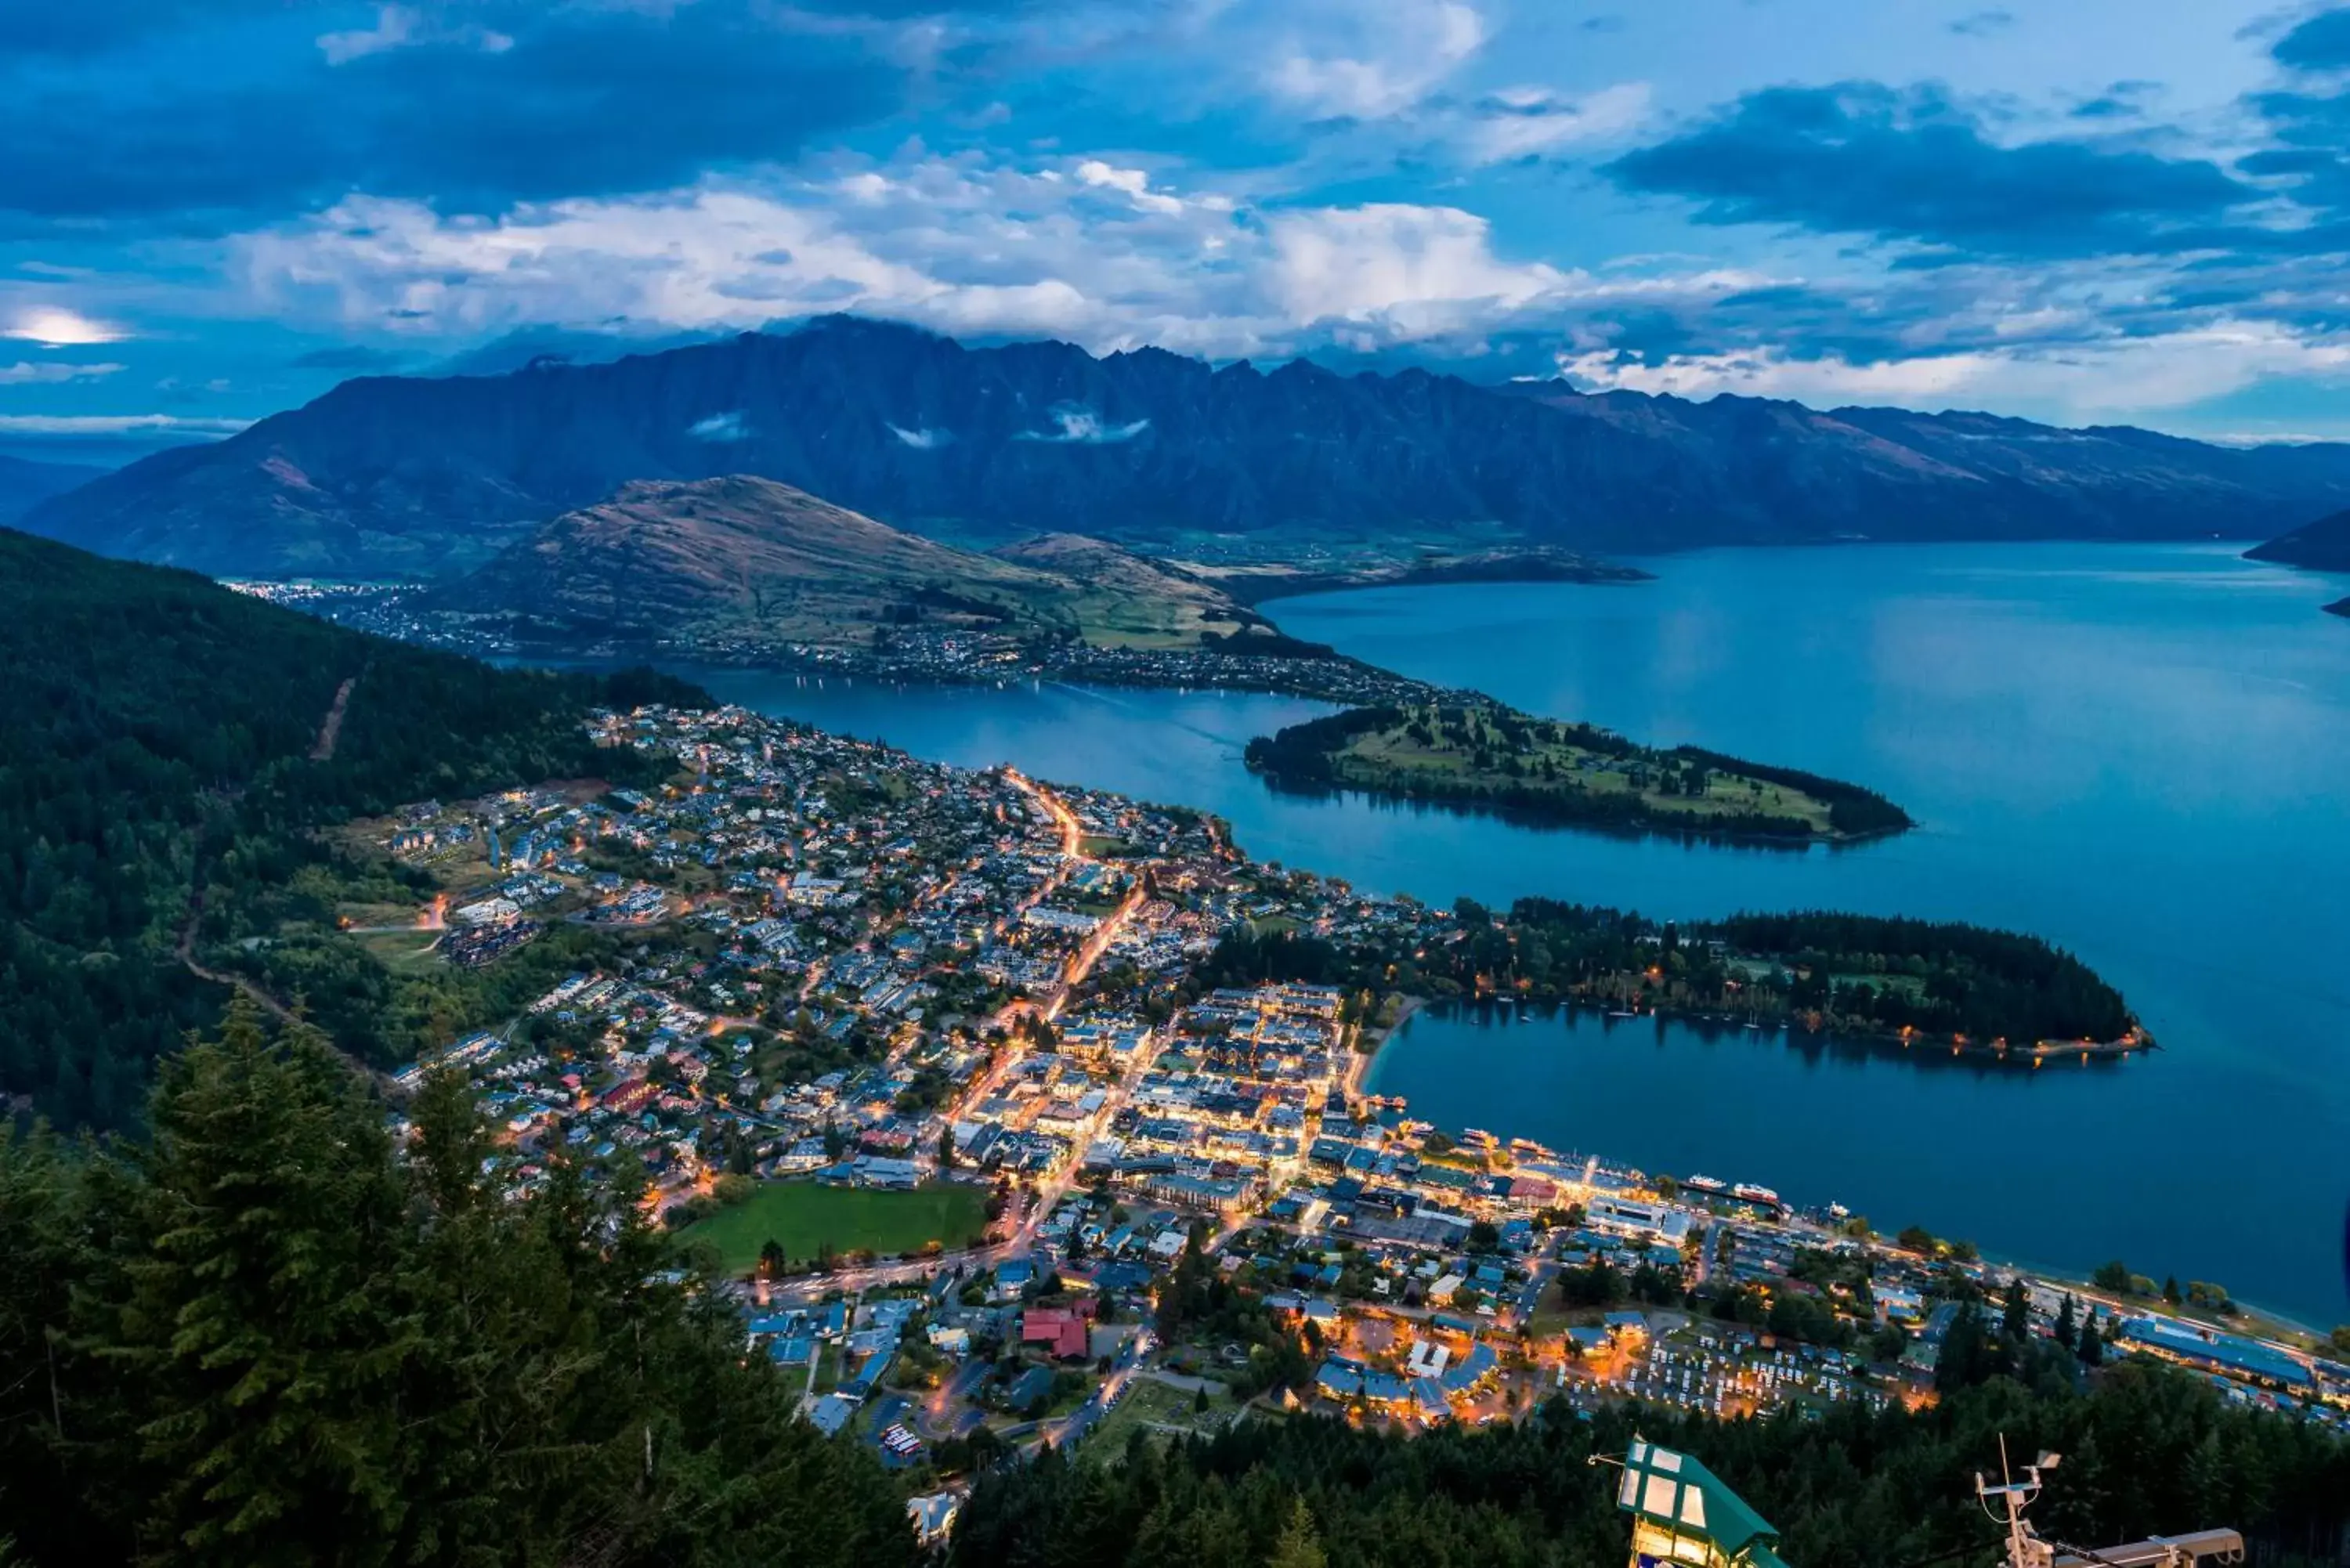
[1586,1195,1694,1248]
[2117,1316,2316,1393]
[1614,1440,1790,1568]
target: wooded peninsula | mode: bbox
[1202,899,2143,1057]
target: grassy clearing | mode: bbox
[685,1180,990,1274]
[356,929,446,976]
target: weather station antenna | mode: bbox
[1976,1435,2247,1568]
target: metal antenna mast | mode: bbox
[1976,1436,2247,1568]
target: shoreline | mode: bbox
[1365,996,2326,1342]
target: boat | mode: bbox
[1684,1175,1729,1195]
[1731,1183,1781,1205]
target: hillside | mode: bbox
[0,453,103,522]
[27,316,2350,578]
[435,475,1267,652]
[0,526,694,1130]
[2246,508,2350,572]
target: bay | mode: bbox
[685,541,2350,1327]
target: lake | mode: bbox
[685,541,2350,1328]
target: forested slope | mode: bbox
[0,1006,918,1567]
[0,527,696,1129]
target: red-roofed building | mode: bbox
[600,1078,659,1115]
[1021,1308,1090,1361]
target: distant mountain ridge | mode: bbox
[27,315,2350,578]
[433,475,1266,652]
[2246,508,2350,572]
[0,453,106,523]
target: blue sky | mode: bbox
[9,0,2350,462]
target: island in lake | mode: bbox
[1243,696,1914,844]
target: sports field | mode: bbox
[685,1180,989,1273]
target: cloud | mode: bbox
[230,153,1594,361]
[1074,161,1184,215]
[688,410,751,442]
[1556,316,2350,421]
[1015,407,1151,443]
[289,344,410,371]
[0,414,252,436]
[1446,82,1652,164]
[3,306,126,345]
[1264,204,1566,334]
[888,423,950,448]
[0,360,123,384]
[1604,83,2252,260]
[1947,9,2014,37]
[317,5,513,66]
[2270,7,2350,71]
[1262,0,1487,120]
[0,2,902,221]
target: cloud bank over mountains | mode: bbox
[13,0,2350,451]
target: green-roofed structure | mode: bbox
[1614,1439,1791,1568]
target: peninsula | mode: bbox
[1243,696,1914,844]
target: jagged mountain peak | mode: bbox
[25,316,2350,579]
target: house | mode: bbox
[1006,1364,1059,1415]
[804,1393,859,1437]
[1021,1307,1091,1361]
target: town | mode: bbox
[367,702,2350,1545]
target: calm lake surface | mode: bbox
[687,541,2350,1326]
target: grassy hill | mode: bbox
[0,526,695,1129]
[435,475,1270,654]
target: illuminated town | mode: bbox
[377,703,2348,1536]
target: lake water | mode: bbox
[685,542,2350,1327]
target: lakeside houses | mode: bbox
[356,701,2344,1534]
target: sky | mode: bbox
[11,0,2350,463]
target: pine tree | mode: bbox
[2001,1275,2030,1341]
[2054,1292,2077,1349]
[1268,1497,1326,1568]
[114,998,418,1567]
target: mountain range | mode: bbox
[432,475,1267,652]
[0,453,106,525]
[2245,508,2350,573]
[27,315,2350,580]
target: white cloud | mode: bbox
[1266,204,1566,334]
[0,414,252,436]
[317,4,512,65]
[0,360,124,385]
[688,410,750,442]
[888,424,950,449]
[1263,0,1488,120]
[1554,319,2350,421]
[3,307,126,346]
[1075,161,1184,216]
[1451,82,1652,164]
[1014,408,1151,443]
[232,154,1593,359]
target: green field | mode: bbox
[684,1180,990,1273]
